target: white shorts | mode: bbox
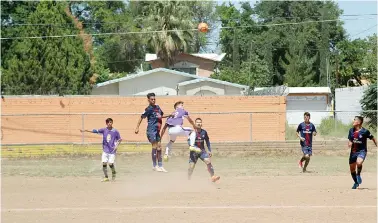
[168,125,192,141]
[102,152,116,164]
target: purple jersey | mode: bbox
[94,128,121,154]
[166,108,189,126]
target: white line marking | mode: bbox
[3,205,377,212]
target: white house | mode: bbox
[91,68,248,96]
[335,86,369,124]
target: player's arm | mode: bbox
[135,109,148,134]
[204,131,212,156]
[183,111,195,128]
[160,123,168,138]
[312,124,317,136]
[296,124,304,141]
[115,131,122,148]
[80,128,104,134]
[347,129,353,147]
[366,130,377,147]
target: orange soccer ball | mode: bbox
[198,22,209,33]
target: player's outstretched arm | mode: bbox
[135,117,143,134]
[80,129,103,134]
[186,116,195,128]
[205,132,212,157]
[160,123,168,138]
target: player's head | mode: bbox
[353,116,364,127]
[195,118,202,129]
[174,101,184,109]
[147,93,156,105]
[106,118,113,128]
[304,112,310,123]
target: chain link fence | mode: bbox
[1,111,376,145]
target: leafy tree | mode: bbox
[142,1,194,67]
[360,84,377,130]
[1,1,92,95]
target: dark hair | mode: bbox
[106,118,113,124]
[147,93,155,99]
[355,116,364,124]
[304,112,311,117]
[174,101,184,109]
[195,118,202,122]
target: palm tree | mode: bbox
[142,1,194,67]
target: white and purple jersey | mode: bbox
[166,108,189,127]
[93,128,121,154]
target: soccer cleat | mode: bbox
[112,172,116,181]
[352,183,359,189]
[101,177,110,182]
[298,160,303,169]
[163,154,169,162]
[211,175,220,182]
[357,175,362,184]
[156,167,168,173]
[152,166,158,171]
[189,146,201,153]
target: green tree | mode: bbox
[360,84,377,130]
[142,1,194,67]
[1,1,92,95]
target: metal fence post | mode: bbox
[81,113,85,144]
[249,113,252,142]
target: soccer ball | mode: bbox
[198,22,209,33]
[163,154,169,162]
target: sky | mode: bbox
[207,1,377,53]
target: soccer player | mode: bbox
[348,116,377,189]
[296,112,317,173]
[188,118,220,182]
[80,118,122,182]
[160,101,195,161]
[135,93,171,172]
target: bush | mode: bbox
[318,117,351,138]
[285,122,298,140]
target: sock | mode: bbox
[152,148,157,167]
[300,156,305,162]
[207,163,215,177]
[157,150,163,167]
[357,165,363,175]
[102,164,108,178]
[351,171,358,184]
[165,141,173,155]
[110,164,116,174]
[303,157,310,171]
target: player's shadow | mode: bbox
[358,187,375,191]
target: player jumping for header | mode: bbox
[296,112,317,173]
[135,93,171,172]
[160,101,195,162]
[188,118,220,182]
[348,116,377,189]
[80,118,122,182]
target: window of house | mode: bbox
[170,61,198,75]
[171,67,197,75]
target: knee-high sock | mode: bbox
[102,164,108,178]
[303,157,310,170]
[109,164,116,174]
[165,141,173,155]
[152,148,157,167]
[157,150,163,167]
[357,164,363,175]
[351,171,358,184]
[207,163,215,177]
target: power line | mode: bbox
[2,13,376,27]
[349,24,378,39]
[1,17,376,40]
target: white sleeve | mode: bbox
[189,131,196,147]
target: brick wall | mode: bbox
[1,96,286,144]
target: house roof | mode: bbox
[145,53,226,62]
[178,78,248,89]
[95,68,248,90]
